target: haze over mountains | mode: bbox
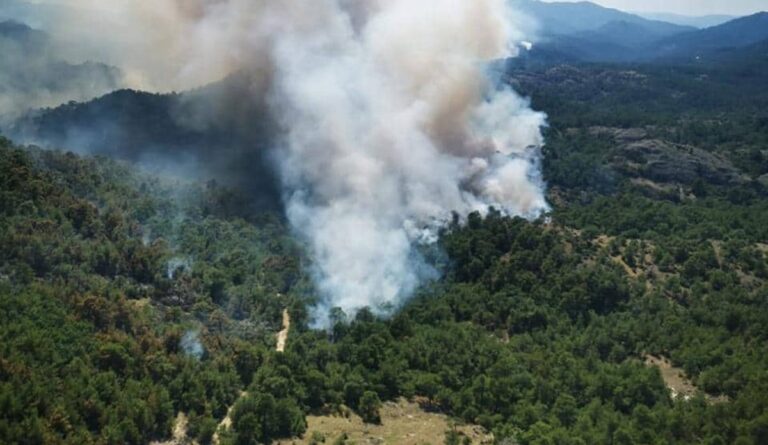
[1,0,766,187]
[0,0,765,120]
[653,12,768,62]
[512,0,694,35]
[639,12,735,28]
[511,0,768,63]
[0,20,123,117]
[1,0,766,179]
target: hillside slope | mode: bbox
[519,9,768,64]
[0,136,304,444]
[2,64,768,442]
[654,12,768,60]
[511,0,692,36]
[8,74,282,210]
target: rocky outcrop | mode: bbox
[616,139,745,185]
[589,126,649,143]
[591,127,746,186]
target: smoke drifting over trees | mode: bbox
[6,0,548,321]
[267,1,548,320]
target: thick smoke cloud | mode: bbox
[8,0,548,322]
[268,1,549,321]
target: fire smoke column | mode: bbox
[267,0,548,322]
[41,0,548,323]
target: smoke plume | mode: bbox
[270,1,549,321]
[8,0,549,321]
[180,330,204,360]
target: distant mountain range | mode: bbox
[0,18,46,48]
[511,0,694,36]
[687,35,768,77]
[510,1,768,64]
[654,12,768,61]
[4,1,767,150]
[0,0,70,29]
[638,12,735,29]
[0,20,123,117]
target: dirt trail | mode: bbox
[213,309,291,444]
[213,391,248,445]
[150,412,195,445]
[613,255,638,278]
[276,309,291,353]
[211,309,292,445]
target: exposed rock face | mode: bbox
[506,65,650,98]
[616,139,744,185]
[590,127,746,186]
[589,126,648,143]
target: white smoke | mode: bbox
[166,256,192,279]
[14,0,549,322]
[267,0,548,321]
[180,330,204,360]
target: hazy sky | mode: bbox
[544,0,768,16]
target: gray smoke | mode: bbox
[7,0,549,322]
[265,0,549,321]
[166,256,192,280]
[180,330,204,360]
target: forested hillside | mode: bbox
[2,54,768,444]
[0,137,305,444]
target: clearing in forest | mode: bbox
[645,355,698,400]
[276,398,493,445]
[644,355,728,403]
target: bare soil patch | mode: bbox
[150,412,196,445]
[277,309,291,353]
[276,398,492,445]
[645,355,697,400]
[644,355,728,403]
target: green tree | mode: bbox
[358,391,382,424]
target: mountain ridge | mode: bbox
[638,12,735,28]
[511,0,695,36]
[519,6,768,64]
[652,12,768,61]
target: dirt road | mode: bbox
[276,309,290,352]
[213,309,292,444]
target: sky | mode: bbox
[6,0,766,20]
[543,0,768,16]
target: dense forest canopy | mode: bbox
[2,52,768,444]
